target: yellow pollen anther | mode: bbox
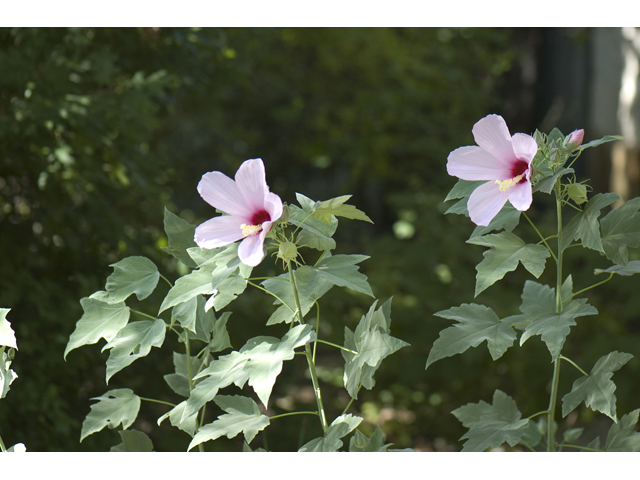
[495,174,524,192]
[241,224,262,237]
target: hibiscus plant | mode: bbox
[63,158,409,452]
[0,308,24,452]
[430,114,640,451]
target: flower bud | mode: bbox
[567,183,588,205]
[568,129,584,147]
[277,240,299,264]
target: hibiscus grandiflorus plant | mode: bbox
[428,114,640,452]
[64,158,408,452]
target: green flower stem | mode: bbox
[269,411,319,421]
[184,329,205,452]
[556,443,602,452]
[140,397,177,408]
[547,181,565,452]
[559,355,588,376]
[523,212,558,263]
[341,385,361,416]
[313,301,320,362]
[287,261,328,433]
[315,339,358,355]
[563,273,614,304]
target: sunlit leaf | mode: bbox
[65,298,130,359]
[299,414,363,452]
[426,303,516,369]
[159,264,216,314]
[595,260,640,276]
[110,429,154,452]
[188,395,270,450]
[349,426,393,452]
[80,388,140,442]
[162,207,198,268]
[1,350,17,399]
[562,351,633,421]
[102,318,167,383]
[452,389,529,452]
[93,256,160,304]
[298,193,372,224]
[0,308,17,350]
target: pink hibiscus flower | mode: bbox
[194,158,283,267]
[446,114,538,226]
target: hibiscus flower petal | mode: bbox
[198,171,251,218]
[238,231,267,267]
[447,146,513,181]
[194,215,245,249]
[264,191,283,223]
[511,133,538,165]
[472,114,516,163]
[467,180,511,227]
[508,181,533,211]
[235,158,269,212]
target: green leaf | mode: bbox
[562,351,633,421]
[600,197,640,266]
[299,414,363,452]
[426,303,516,370]
[65,298,130,359]
[159,264,216,314]
[157,400,198,437]
[102,318,167,383]
[183,324,315,420]
[302,254,374,297]
[163,351,212,397]
[290,204,338,251]
[560,193,619,252]
[80,388,141,442]
[211,273,248,311]
[1,350,17,399]
[520,298,598,361]
[578,135,623,151]
[533,167,574,194]
[452,389,529,452]
[300,194,373,224]
[171,296,198,333]
[349,426,393,452]
[0,308,17,350]
[444,179,485,203]
[595,260,640,276]
[467,232,550,297]
[92,256,159,304]
[343,299,409,398]
[110,429,154,452]
[188,395,270,451]
[469,203,521,239]
[162,207,198,268]
[604,409,640,451]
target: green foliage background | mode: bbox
[1,27,637,451]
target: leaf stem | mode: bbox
[139,397,177,408]
[556,443,602,452]
[269,411,319,421]
[563,273,614,303]
[288,261,328,432]
[247,280,296,314]
[130,308,160,322]
[523,212,558,263]
[315,339,358,355]
[159,273,173,288]
[559,355,588,376]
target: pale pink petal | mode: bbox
[198,171,251,217]
[447,146,513,181]
[264,191,283,223]
[238,231,267,267]
[467,180,511,226]
[511,133,537,164]
[235,158,269,212]
[472,115,516,163]
[194,215,245,249]
[508,181,533,211]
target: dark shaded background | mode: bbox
[2,27,640,452]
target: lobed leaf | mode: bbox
[303,254,374,297]
[560,193,619,253]
[562,351,633,421]
[299,414,363,452]
[426,303,516,370]
[161,207,198,268]
[452,390,529,452]
[1,349,17,399]
[302,194,373,224]
[600,197,640,266]
[604,409,640,451]
[80,388,141,442]
[595,260,640,276]
[159,264,216,314]
[188,395,270,450]
[467,232,550,297]
[65,298,130,359]
[93,256,160,304]
[0,308,17,350]
[110,429,154,452]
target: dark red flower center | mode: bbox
[511,160,529,182]
[251,210,271,225]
